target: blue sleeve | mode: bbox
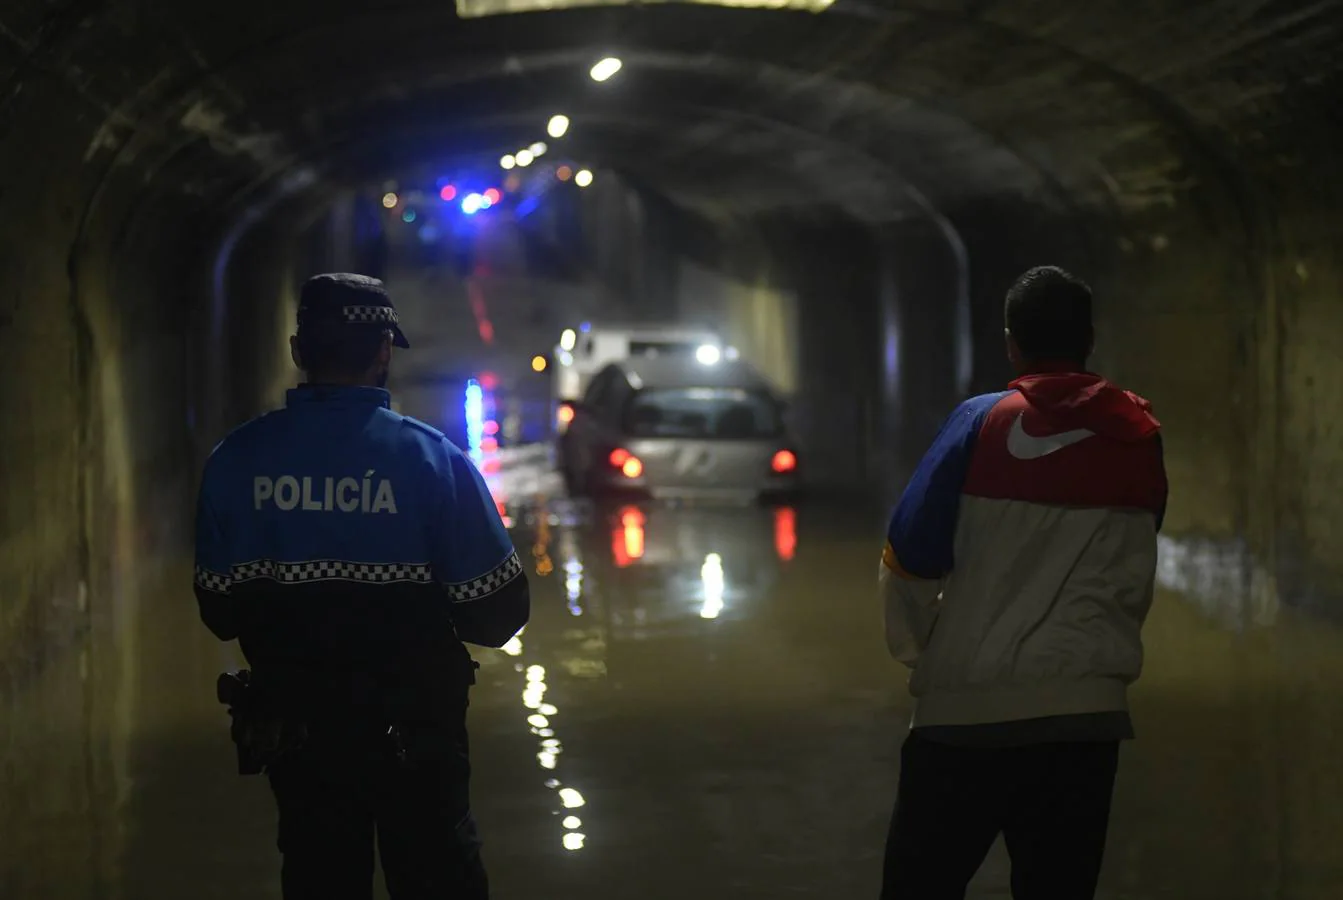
[886,392,1007,579]
[433,443,530,647]
[193,451,239,640]
[437,446,519,586]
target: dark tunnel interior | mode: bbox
[4,1,1343,897]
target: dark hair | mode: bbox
[1004,266,1093,364]
[296,323,390,379]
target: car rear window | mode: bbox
[622,388,782,439]
[627,341,700,358]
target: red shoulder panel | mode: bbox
[963,392,1166,512]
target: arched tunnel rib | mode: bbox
[4,1,1343,897]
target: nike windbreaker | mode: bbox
[880,370,1168,727]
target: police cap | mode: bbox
[296,273,410,349]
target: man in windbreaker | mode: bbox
[193,273,529,899]
[878,266,1167,899]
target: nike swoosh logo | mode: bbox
[1006,413,1095,460]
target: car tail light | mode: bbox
[771,449,797,473]
[556,403,575,426]
[609,448,643,478]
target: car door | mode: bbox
[566,367,618,476]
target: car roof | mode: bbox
[611,356,774,392]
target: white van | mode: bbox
[551,322,730,434]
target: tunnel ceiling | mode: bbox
[14,0,1341,233]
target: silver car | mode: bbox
[558,357,799,501]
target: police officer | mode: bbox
[193,273,529,899]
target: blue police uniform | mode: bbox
[193,274,528,900]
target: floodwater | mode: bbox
[5,452,1343,899]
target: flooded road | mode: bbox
[6,448,1343,899]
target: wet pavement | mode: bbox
[7,447,1343,899]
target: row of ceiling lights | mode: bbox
[497,56,621,185]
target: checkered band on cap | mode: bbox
[447,551,524,603]
[343,305,401,327]
[232,559,433,585]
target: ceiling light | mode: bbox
[515,149,535,167]
[574,169,593,188]
[547,114,570,139]
[590,57,623,82]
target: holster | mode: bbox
[217,669,308,776]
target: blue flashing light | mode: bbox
[579,322,591,332]
[465,380,485,462]
[461,193,484,215]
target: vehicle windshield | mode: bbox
[622,387,783,439]
[627,340,702,358]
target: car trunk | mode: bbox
[626,437,777,494]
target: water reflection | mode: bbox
[700,552,726,619]
[517,663,589,852]
[1155,534,1278,630]
[533,502,555,578]
[564,557,585,617]
[594,502,788,631]
[611,505,646,568]
[774,505,797,562]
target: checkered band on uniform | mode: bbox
[230,559,433,585]
[343,305,401,327]
[194,565,232,594]
[447,551,524,603]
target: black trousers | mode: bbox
[266,721,488,900]
[881,730,1120,900]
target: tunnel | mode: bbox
[3,1,1342,897]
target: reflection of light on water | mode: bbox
[701,552,725,619]
[521,664,590,851]
[533,499,554,576]
[522,681,546,709]
[612,506,646,567]
[564,557,584,616]
[774,506,797,562]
